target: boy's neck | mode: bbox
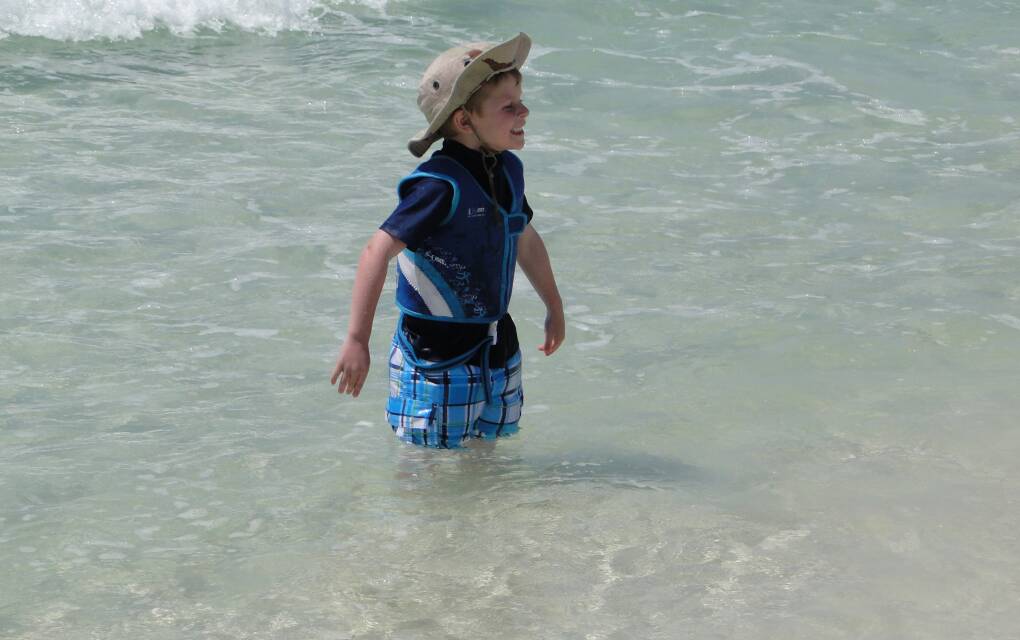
[447,134,482,152]
[446,135,503,156]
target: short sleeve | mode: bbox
[379,178,454,252]
[522,194,534,223]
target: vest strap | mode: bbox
[396,315,500,403]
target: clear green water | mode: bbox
[2,1,1020,637]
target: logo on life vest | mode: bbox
[467,206,487,218]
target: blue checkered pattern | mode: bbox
[385,338,524,449]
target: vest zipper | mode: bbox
[481,151,512,316]
[481,151,501,225]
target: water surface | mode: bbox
[2,1,1020,637]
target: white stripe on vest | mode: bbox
[396,252,453,317]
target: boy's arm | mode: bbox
[516,225,565,356]
[330,229,406,397]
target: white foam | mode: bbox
[856,101,928,126]
[990,314,1020,331]
[0,0,380,41]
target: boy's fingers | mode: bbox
[336,368,365,395]
[540,336,561,355]
[337,369,352,394]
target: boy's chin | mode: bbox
[491,142,524,153]
[490,134,524,152]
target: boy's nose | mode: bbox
[518,103,529,118]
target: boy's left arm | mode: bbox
[516,225,565,356]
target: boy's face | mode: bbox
[466,73,529,152]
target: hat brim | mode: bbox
[408,32,532,157]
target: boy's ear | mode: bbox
[453,108,471,133]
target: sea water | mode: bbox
[2,1,1019,638]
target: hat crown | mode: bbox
[417,42,492,120]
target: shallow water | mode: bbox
[3,1,1020,638]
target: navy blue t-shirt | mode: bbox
[381,140,534,367]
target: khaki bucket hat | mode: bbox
[408,32,532,157]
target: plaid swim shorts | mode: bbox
[385,336,524,449]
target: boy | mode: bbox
[330,32,564,449]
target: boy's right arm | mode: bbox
[330,229,406,397]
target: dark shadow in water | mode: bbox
[391,441,717,501]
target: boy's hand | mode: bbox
[331,339,370,397]
[516,226,564,356]
[329,230,405,399]
[539,307,565,356]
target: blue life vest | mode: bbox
[394,152,529,325]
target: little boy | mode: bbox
[330,33,565,449]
